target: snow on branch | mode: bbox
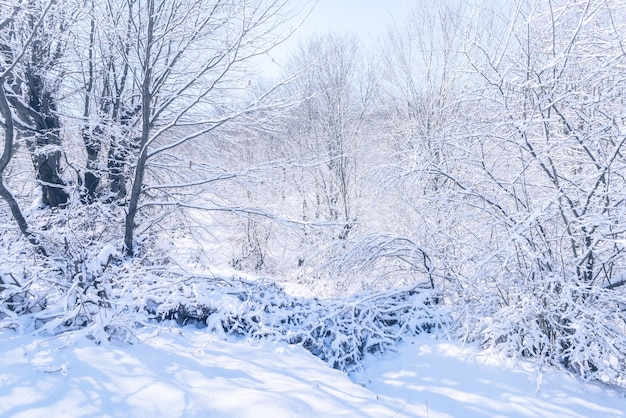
[143,274,443,372]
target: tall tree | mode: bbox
[282,33,372,240]
[0,0,55,253]
[101,0,303,256]
[77,0,141,203]
[1,0,70,207]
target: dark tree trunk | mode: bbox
[0,82,46,255]
[124,0,154,256]
[8,66,69,207]
[107,135,129,201]
[80,12,101,205]
[25,69,68,207]
[82,127,101,204]
[22,126,69,207]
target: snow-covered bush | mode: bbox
[453,272,626,386]
[0,229,49,328]
[315,233,435,293]
[139,274,442,371]
[0,271,46,319]
[0,204,442,370]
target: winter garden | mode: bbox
[1,0,626,416]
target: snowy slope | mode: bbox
[0,327,395,418]
[0,328,624,417]
[355,337,626,417]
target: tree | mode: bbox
[459,0,626,288]
[0,0,57,253]
[75,0,144,203]
[437,0,626,379]
[281,33,372,241]
[91,0,304,256]
[0,0,71,207]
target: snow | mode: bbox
[1,328,624,418]
[356,338,626,417]
[96,245,118,268]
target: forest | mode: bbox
[1,0,625,391]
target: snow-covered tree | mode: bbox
[281,33,373,240]
[70,0,304,256]
[440,0,626,381]
[0,0,72,208]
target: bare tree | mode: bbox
[74,0,143,203]
[281,33,373,240]
[96,0,305,256]
[457,0,626,288]
[0,0,55,253]
[435,0,626,379]
[0,0,72,207]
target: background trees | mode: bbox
[291,34,371,239]
[371,1,469,289]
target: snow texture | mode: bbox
[0,328,624,417]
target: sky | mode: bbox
[261,0,412,74]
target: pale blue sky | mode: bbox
[263,0,411,73]
[297,0,410,38]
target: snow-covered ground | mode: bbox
[0,327,624,418]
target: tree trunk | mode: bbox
[80,13,100,204]
[124,0,154,256]
[82,127,101,203]
[12,68,69,207]
[0,82,46,255]
[107,134,129,201]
